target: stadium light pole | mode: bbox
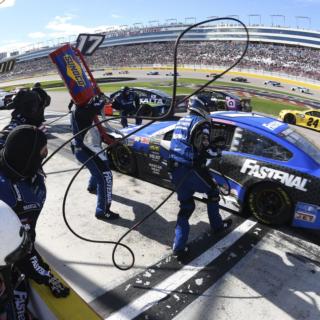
[166,18,177,26]
[185,17,196,25]
[149,20,159,26]
[133,22,143,29]
[248,14,261,26]
[270,14,285,27]
[295,16,311,29]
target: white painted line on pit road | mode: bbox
[105,219,257,320]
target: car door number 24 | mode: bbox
[307,117,319,128]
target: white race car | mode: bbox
[264,80,281,87]
[291,86,310,94]
[0,90,13,108]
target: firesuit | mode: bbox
[70,96,119,221]
[0,125,69,319]
[112,87,142,128]
[169,96,232,257]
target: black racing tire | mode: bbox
[110,144,136,175]
[247,182,293,225]
[283,114,296,125]
[136,103,153,117]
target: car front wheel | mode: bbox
[110,144,136,175]
[283,114,296,125]
[247,182,292,225]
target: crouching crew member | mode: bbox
[112,86,142,128]
[169,96,232,258]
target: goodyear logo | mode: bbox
[64,54,86,87]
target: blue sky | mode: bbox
[0,0,320,53]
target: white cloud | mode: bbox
[45,14,120,38]
[28,32,46,39]
[111,14,121,19]
[0,40,33,53]
[0,0,15,8]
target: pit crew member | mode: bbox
[169,96,232,258]
[0,125,70,303]
[112,86,142,128]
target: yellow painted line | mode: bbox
[31,271,101,320]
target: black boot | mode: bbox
[96,210,120,221]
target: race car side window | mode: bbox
[211,122,235,150]
[230,127,292,161]
[164,130,174,141]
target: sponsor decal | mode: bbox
[23,203,38,211]
[262,121,283,130]
[149,144,160,152]
[14,290,28,320]
[64,54,86,87]
[149,163,161,175]
[140,137,150,144]
[294,212,316,223]
[240,159,308,191]
[149,151,161,161]
[294,202,318,223]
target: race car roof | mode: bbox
[210,111,288,135]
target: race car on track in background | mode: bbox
[279,109,320,131]
[206,73,219,78]
[147,71,160,75]
[198,90,252,112]
[118,70,129,74]
[291,86,310,94]
[165,72,180,76]
[231,76,248,82]
[108,112,320,230]
[264,80,281,87]
[0,89,14,108]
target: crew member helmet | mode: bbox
[188,95,210,118]
[0,201,31,266]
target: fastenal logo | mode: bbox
[240,159,308,192]
[64,54,86,87]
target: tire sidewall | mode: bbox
[110,144,136,174]
[248,182,292,225]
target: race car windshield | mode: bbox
[279,128,320,165]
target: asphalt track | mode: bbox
[1,71,320,319]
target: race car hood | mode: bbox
[120,121,176,137]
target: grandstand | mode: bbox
[1,21,320,82]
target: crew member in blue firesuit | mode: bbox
[169,96,232,258]
[112,86,142,128]
[70,95,119,221]
[0,125,70,318]
[2,86,51,130]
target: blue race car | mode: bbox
[108,112,320,230]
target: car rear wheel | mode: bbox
[247,182,292,225]
[110,144,136,175]
[283,114,296,125]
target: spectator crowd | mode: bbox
[1,40,320,81]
